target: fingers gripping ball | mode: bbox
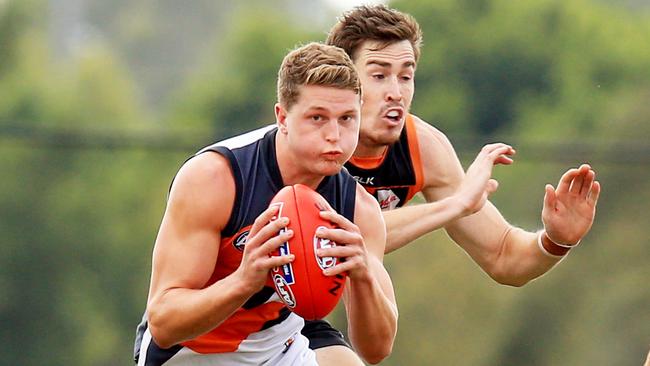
[269,184,347,320]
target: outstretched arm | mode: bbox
[442,163,600,286]
[386,117,600,286]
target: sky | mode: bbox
[324,0,387,11]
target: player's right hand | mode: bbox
[315,210,370,281]
[233,205,295,294]
[456,143,515,215]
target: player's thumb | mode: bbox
[543,184,556,209]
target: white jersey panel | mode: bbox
[137,312,316,366]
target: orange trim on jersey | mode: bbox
[181,302,286,354]
[348,148,388,169]
[180,224,286,354]
[404,114,424,203]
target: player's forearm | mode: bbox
[345,269,398,364]
[384,195,466,253]
[446,209,566,286]
[147,273,254,349]
[491,227,566,286]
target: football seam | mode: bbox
[292,185,316,319]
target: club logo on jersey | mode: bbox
[353,175,375,186]
[377,189,400,210]
[273,274,296,308]
[233,230,249,251]
[314,227,337,270]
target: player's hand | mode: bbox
[456,143,515,215]
[233,205,295,293]
[542,164,601,245]
[314,210,371,281]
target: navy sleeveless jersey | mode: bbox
[344,114,424,210]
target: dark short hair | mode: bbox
[326,5,423,62]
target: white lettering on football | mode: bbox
[314,226,337,270]
[273,274,296,308]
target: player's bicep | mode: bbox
[147,153,235,303]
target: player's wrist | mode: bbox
[347,263,374,284]
[231,268,264,297]
[542,228,582,248]
[448,193,476,218]
[537,231,572,258]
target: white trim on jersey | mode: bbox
[215,124,277,150]
[137,313,316,366]
[137,329,153,366]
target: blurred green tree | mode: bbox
[1,0,649,365]
[0,1,173,365]
[167,3,322,138]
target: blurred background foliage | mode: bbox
[0,0,648,365]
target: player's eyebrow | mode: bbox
[366,60,415,69]
[366,60,391,68]
[306,106,357,116]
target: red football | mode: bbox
[268,184,347,320]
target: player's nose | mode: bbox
[385,76,403,102]
[324,120,341,142]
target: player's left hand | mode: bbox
[542,164,601,245]
[314,210,371,281]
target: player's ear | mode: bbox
[275,103,288,134]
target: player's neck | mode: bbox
[275,136,323,190]
[279,168,323,190]
[354,139,388,158]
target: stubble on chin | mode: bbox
[372,128,402,146]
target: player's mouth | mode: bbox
[322,151,343,160]
[382,108,404,126]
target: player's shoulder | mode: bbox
[410,114,460,164]
[175,152,233,190]
[354,183,380,211]
[353,183,387,256]
[168,152,235,224]
[353,184,385,230]
[410,114,454,149]
[409,114,464,190]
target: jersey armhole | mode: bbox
[404,115,425,203]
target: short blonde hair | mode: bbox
[277,42,361,110]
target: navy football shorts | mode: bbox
[301,319,350,350]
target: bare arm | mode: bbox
[414,120,600,286]
[146,153,294,348]
[441,202,556,286]
[317,185,398,364]
[432,167,599,286]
